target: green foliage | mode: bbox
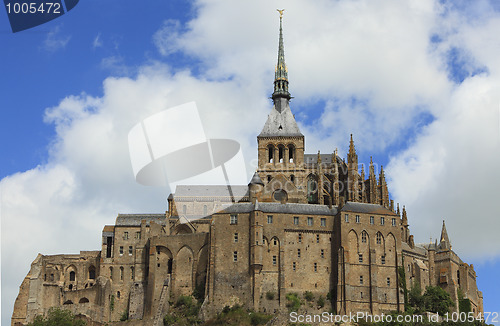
[423,286,454,315]
[265,291,275,300]
[398,266,409,311]
[204,305,271,326]
[163,314,178,326]
[317,295,325,308]
[408,282,425,313]
[27,307,86,326]
[457,288,472,313]
[286,293,301,312]
[110,295,115,312]
[120,310,128,321]
[304,291,314,302]
[176,295,193,308]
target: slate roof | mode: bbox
[341,202,398,216]
[174,185,249,198]
[258,100,303,137]
[304,154,345,165]
[219,202,337,215]
[116,214,166,226]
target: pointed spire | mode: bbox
[272,9,291,102]
[369,157,375,178]
[249,171,264,186]
[379,165,386,185]
[347,134,358,166]
[360,164,365,180]
[402,205,408,225]
[440,220,451,249]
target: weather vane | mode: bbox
[277,9,285,18]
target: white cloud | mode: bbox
[42,25,71,52]
[93,32,103,49]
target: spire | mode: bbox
[402,205,408,225]
[249,171,264,186]
[369,157,375,179]
[440,220,451,249]
[347,134,358,165]
[272,9,291,102]
[378,165,386,185]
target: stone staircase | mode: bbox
[152,275,171,326]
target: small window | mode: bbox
[387,278,391,286]
[297,249,301,258]
[376,233,382,244]
[345,214,349,223]
[70,271,76,282]
[117,291,121,299]
[131,267,135,280]
[361,292,363,299]
[234,233,238,243]
[370,216,374,225]
[314,263,318,272]
[320,218,326,227]
[273,239,277,245]
[293,262,296,271]
[135,231,141,239]
[356,215,360,223]
[307,217,313,226]
[233,251,238,262]
[230,215,238,225]
[361,232,367,243]
[316,234,320,243]
[321,249,324,258]
[119,246,124,255]
[360,275,363,285]
[109,267,113,279]
[89,266,96,280]
[293,217,299,225]
[381,255,386,265]
[129,246,133,255]
[381,217,385,225]
[290,174,295,183]
[120,267,124,281]
[267,175,272,182]
[272,256,277,265]
[392,218,396,226]
[123,232,129,240]
[267,215,273,224]
[298,234,302,243]
[359,254,363,263]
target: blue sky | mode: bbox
[1,0,499,324]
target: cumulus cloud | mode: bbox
[3,0,500,323]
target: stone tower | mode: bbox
[257,12,306,203]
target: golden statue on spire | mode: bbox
[277,9,285,18]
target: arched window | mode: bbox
[117,291,121,299]
[131,266,135,280]
[109,267,113,280]
[69,271,76,282]
[290,174,295,184]
[307,175,318,204]
[361,231,367,243]
[278,145,284,163]
[63,300,73,305]
[376,232,382,244]
[288,144,295,163]
[267,145,274,163]
[120,266,124,281]
[79,297,89,303]
[88,266,96,280]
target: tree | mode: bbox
[408,281,425,313]
[28,307,86,326]
[423,286,454,315]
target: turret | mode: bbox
[378,165,389,208]
[248,172,264,204]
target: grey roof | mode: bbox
[258,100,303,137]
[341,202,398,216]
[304,154,345,165]
[403,242,429,256]
[116,214,166,226]
[249,172,264,186]
[174,185,249,198]
[219,202,337,215]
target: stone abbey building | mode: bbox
[12,15,483,326]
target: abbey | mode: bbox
[11,15,483,326]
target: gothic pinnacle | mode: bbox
[272,9,291,101]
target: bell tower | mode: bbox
[257,10,305,203]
